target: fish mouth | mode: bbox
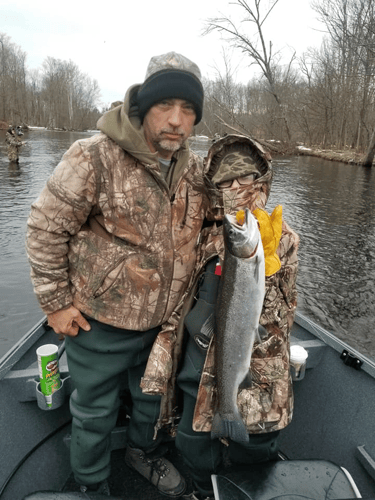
[225,210,250,231]
[225,213,247,230]
[224,208,260,258]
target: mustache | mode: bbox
[160,127,184,136]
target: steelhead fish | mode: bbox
[211,208,265,444]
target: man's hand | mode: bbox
[47,306,91,337]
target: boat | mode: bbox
[1,312,375,499]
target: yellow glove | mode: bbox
[253,205,283,276]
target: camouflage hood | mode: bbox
[204,135,273,217]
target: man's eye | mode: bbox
[183,104,195,114]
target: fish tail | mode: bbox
[211,412,249,444]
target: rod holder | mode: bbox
[290,362,307,381]
[35,375,71,410]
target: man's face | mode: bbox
[143,98,196,160]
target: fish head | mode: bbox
[223,208,261,258]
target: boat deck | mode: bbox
[62,440,196,498]
[1,314,375,499]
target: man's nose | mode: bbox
[168,105,183,127]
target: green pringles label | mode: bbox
[36,344,61,407]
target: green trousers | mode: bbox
[65,318,162,485]
[175,335,280,497]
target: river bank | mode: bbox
[0,122,95,133]
[253,138,367,165]
[296,145,366,165]
[209,135,369,166]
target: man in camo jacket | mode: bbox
[26,51,207,498]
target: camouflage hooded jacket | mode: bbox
[141,135,299,436]
[26,86,209,331]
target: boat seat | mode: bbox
[212,459,361,500]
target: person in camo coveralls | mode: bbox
[5,125,25,163]
[140,135,299,500]
[26,52,207,498]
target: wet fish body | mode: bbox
[212,208,265,444]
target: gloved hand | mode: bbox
[253,205,283,276]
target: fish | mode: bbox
[211,207,265,444]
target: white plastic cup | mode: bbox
[290,345,308,379]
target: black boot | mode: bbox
[125,446,186,497]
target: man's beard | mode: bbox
[152,128,186,154]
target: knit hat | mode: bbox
[137,52,204,124]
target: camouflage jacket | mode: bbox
[5,131,23,161]
[141,135,299,436]
[26,91,209,330]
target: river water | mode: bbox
[1,131,374,361]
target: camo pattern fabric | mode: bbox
[141,223,224,432]
[211,151,262,184]
[142,134,299,435]
[5,131,23,162]
[207,135,272,182]
[26,132,209,331]
[205,135,273,220]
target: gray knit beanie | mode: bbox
[137,52,204,124]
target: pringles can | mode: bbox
[36,344,61,407]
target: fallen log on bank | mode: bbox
[297,147,365,165]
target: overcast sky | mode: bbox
[3,0,325,107]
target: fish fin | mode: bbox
[239,370,252,389]
[211,412,249,444]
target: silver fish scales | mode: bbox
[212,208,265,444]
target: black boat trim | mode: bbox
[294,313,375,378]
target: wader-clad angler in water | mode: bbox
[26,51,208,499]
[5,126,25,163]
[141,135,299,499]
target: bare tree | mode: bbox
[312,0,375,161]
[41,57,101,130]
[203,0,294,141]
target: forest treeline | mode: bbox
[2,0,375,162]
[0,33,102,131]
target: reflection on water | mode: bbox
[0,129,95,357]
[0,133,374,360]
[267,156,375,358]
